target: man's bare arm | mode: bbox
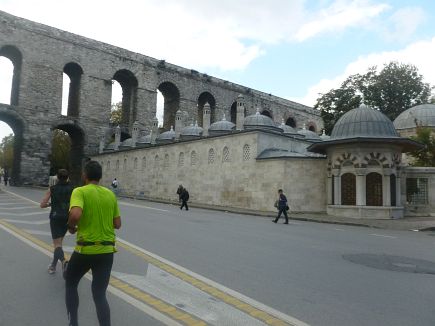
[113,216,121,229]
[68,207,83,234]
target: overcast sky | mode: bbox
[1,0,435,140]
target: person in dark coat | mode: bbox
[176,185,183,202]
[180,187,189,210]
[273,189,288,224]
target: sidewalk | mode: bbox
[125,194,435,232]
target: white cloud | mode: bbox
[294,37,435,106]
[381,7,427,42]
[295,0,390,41]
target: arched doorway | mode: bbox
[157,82,180,130]
[51,123,85,186]
[197,92,216,126]
[0,108,25,185]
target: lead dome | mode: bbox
[331,104,399,139]
[393,104,435,130]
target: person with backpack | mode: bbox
[273,189,289,224]
[40,169,74,274]
[180,187,189,210]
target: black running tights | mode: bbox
[65,252,114,326]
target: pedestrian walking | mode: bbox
[3,170,8,186]
[65,161,121,326]
[176,184,183,202]
[180,187,189,210]
[273,189,289,224]
[111,177,118,196]
[40,169,74,274]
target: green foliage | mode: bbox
[50,129,71,171]
[409,127,435,167]
[110,102,122,124]
[315,62,433,134]
[0,133,14,172]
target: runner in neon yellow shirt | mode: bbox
[65,161,121,326]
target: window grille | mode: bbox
[366,172,383,206]
[341,173,356,205]
[191,151,197,166]
[208,148,215,164]
[223,147,230,162]
[243,144,250,161]
[406,178,428,205]
[164,154,169,168]
[178,153,184,167]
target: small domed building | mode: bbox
[308,105,423,218]
[394,103,435,137]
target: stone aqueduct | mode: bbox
[0,10,322,185]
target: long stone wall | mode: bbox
[93,131,327,213]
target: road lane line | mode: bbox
[119,201,169,212]
[369,234,396,239]
[1,188,40,205]
[117,238,308,326]
[3,218,49,224]
[0,219,207,326]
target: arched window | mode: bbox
[223,146,230,162]
[123,158,127,171]
[307,123,316,132]
[208,148,215,164]
[63,62,83,117]
[107,161,110,171]
[341,173,356,205]
[261,110,272,119]
[157,82,180,130]
[243,144,250,161]
[164,154,169,168]
[178,152,184,167]
[286,117,296,128]
[142,157,146,171]
[115,160,119,171]
[113,69,138,127]
[366,172,383,206]
[133,157,138,169]
[390,174,396,206]
[191,151,197,166]
[154,155,159,167]
[0,45,22,106]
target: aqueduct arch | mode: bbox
[0,10,322,185]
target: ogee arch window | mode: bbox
[341,173,356,205]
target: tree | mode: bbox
[0,133,14,172]
[50,129,71,172]
[409,127,435,167]
[110,102,122,125]
[315,62,433,134]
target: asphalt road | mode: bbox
[1,185,435,326]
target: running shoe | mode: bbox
[47,264,56,274]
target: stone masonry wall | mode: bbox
[93,132,327,213]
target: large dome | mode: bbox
[393,104,435,130]
[331,104,399,139]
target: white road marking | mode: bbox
[119,201,169,212]
[0,206,36,210]
[334,228,345,231]
[0,211,47,216]
[117,238,308,326]
[0,202,27,206]
[3,218,49,225]
[369,234,396,239]
[0,189,40,205]
[113,269,267,326]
